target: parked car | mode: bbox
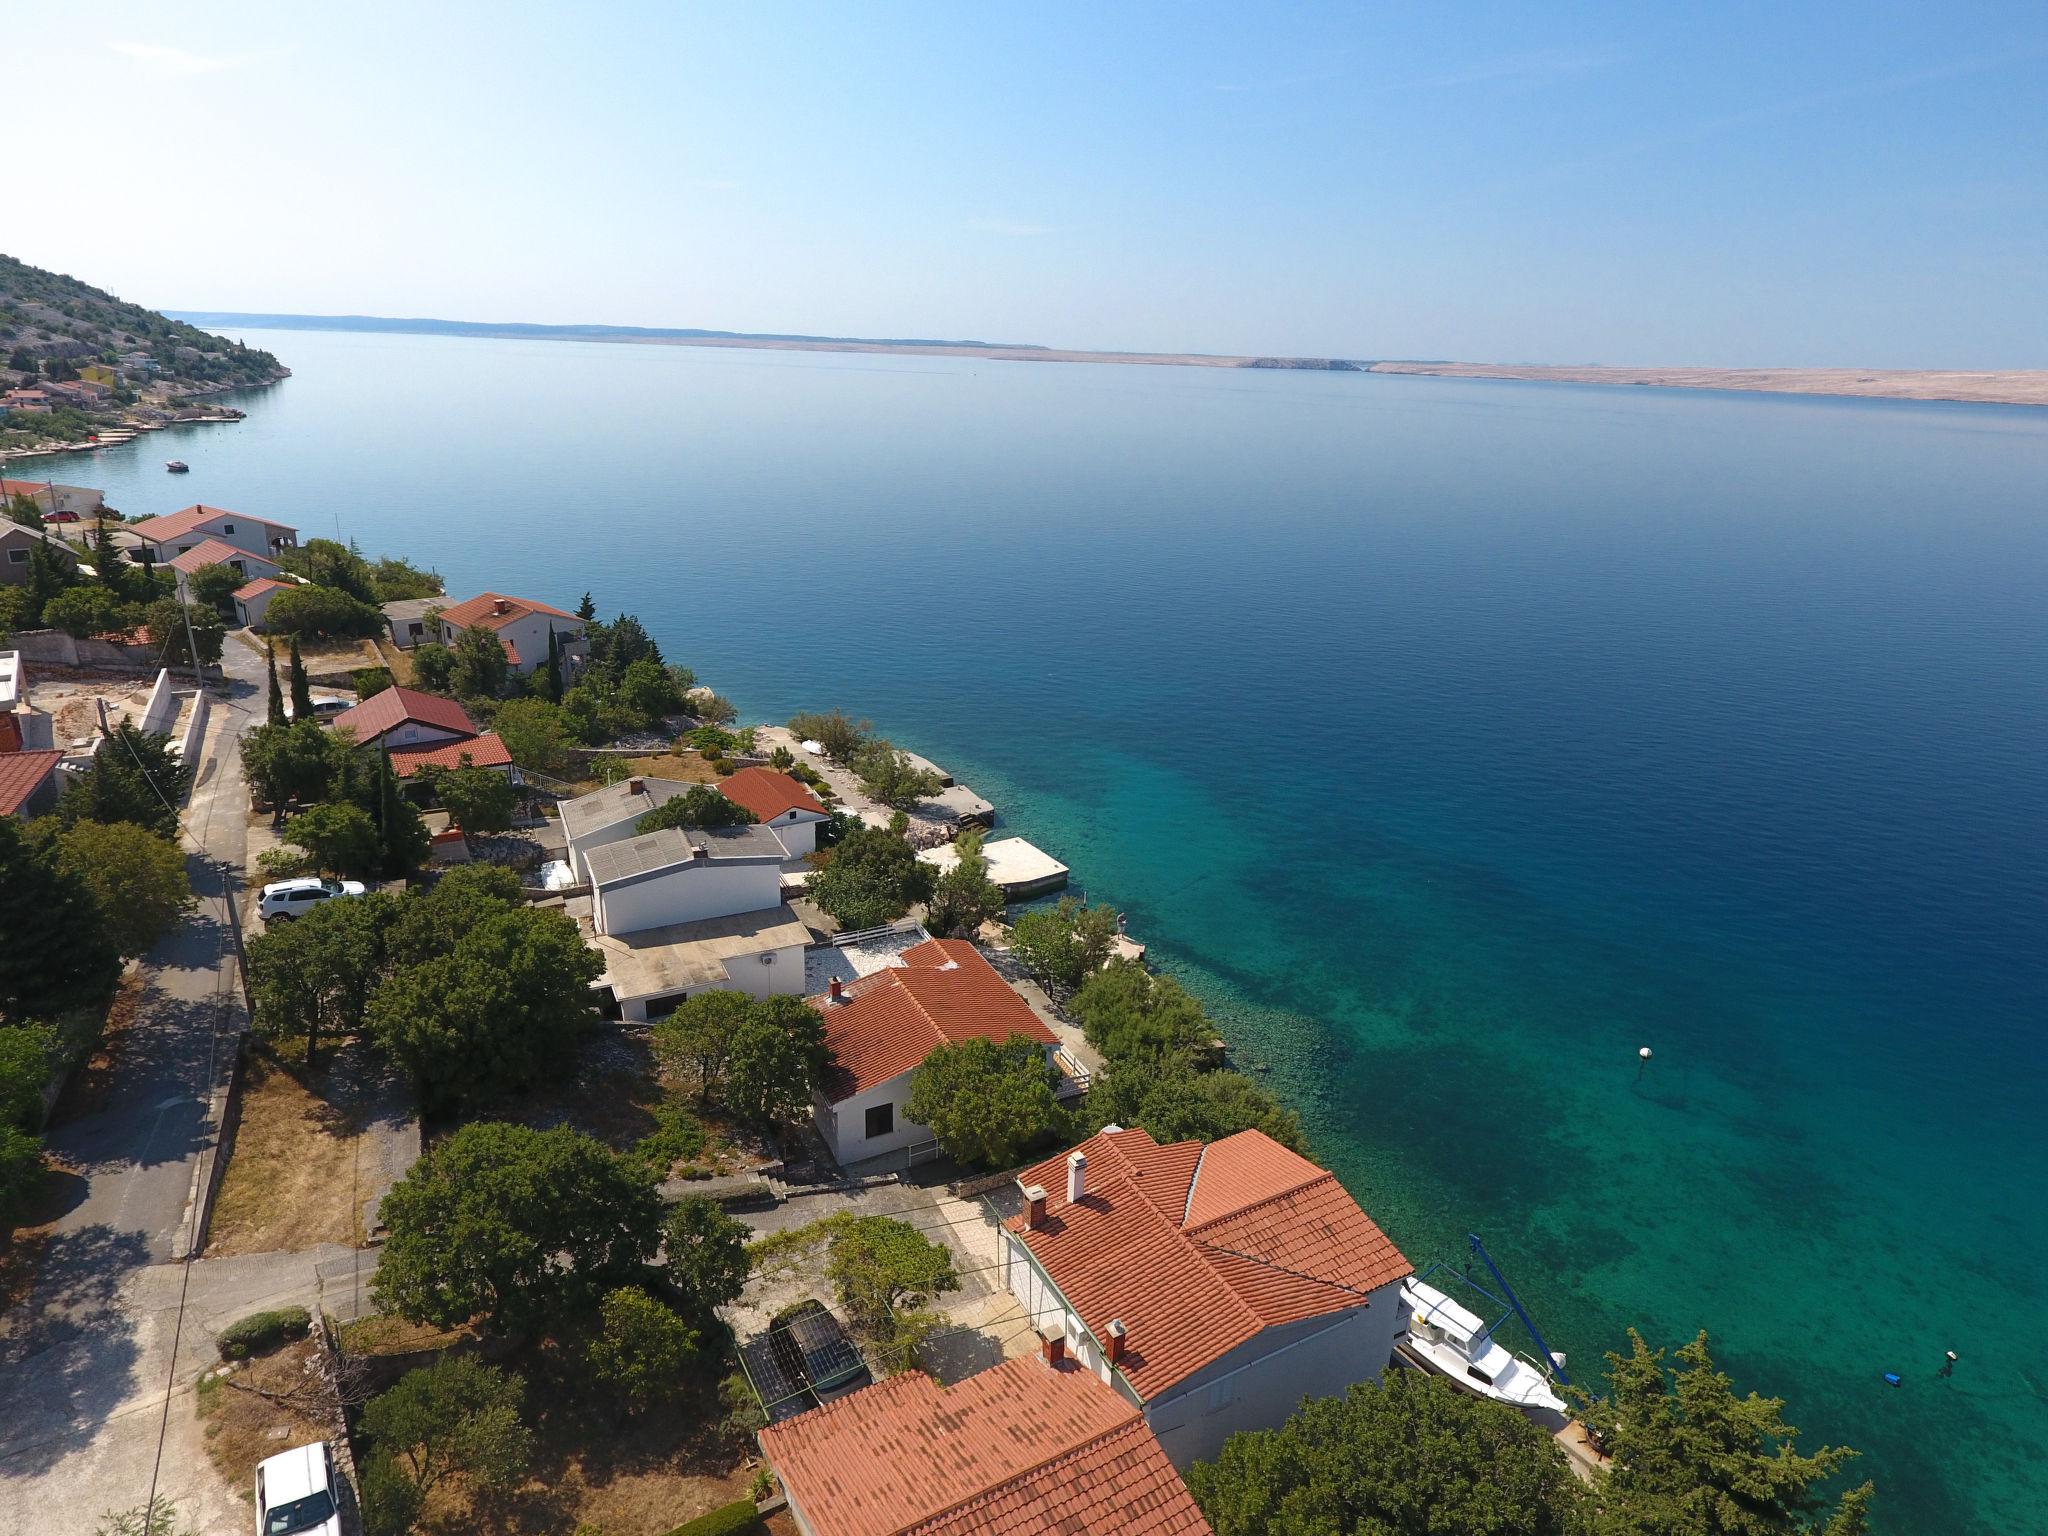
[284,695,352,722]
[258,876,366,923]
[254,1441,342,1536]
[41,510,80,523]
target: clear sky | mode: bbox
[8,2,2047,365]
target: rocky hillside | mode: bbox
[0,252,288,395]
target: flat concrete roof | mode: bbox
[918,836,1069,897]
[585,823,789,886]
[585,903,815,1002]
[558,775,696,842]
[380,597,445,622]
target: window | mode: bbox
[865,1102,894,1140]
[222,523,234,534]
[7,549,25,564]
[1205,1377,1238,1415]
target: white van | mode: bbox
[254,1440,343,1536]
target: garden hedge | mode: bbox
[663,1498,762,1536]
[216,1305,311,1360]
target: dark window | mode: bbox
[865,1102,894,1140]
[7,549,26,564]
[223,523,234,534]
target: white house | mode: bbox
[168,538,282,603]
[129,504,298,566]
[0,479,103,520]
[716,766,830,856]
[559,774,701,883]
[999,1125,1412,1469]
[566,812,810,1022]
[809,938,1060,1168]
[432,591,586,676]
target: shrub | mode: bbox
[263,584,384,639]
[585,1286,699,1412]
[215,1305,310,1360]
[354,666,395,698]
[664,1499,763,1536]
[630,1099,706,1175]
[358,1451,424,1536]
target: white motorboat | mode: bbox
[1394,1277,1567,1417]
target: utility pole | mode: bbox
[179,588,205,692]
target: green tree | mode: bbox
[1008,896,1120,995]
[262,583,384,639]
[367,903,601,1112]
[576,591,596,621]
[0,1024,55,1131]
[768,744,795,772]
[1090,1061,1307,1153]
[543,626,563,703]
[277,537,376,603]
[852,739,943,810]
[143,596,223,667]
[373,1122,662,1331]
[0,818,120,1021]
[449,622,510,699]
[0,1121,46,1231]
[663,1196,753,1318]
[635,784,756,834]
[586,1286,699,1414]
[416,760,516,834]
[1188,1369,1588,1536]
[491,697,575,776]
[357,1452,423,1536]
[825,1215,958,1336]
[409,640,454,692]
[287,635,313,718]
[906,1034,1063,1170]
[922,827,1004,938]
[370,745,431,877]
[284,801,379,879]
[692,690,738,725]
[760,991,834,1078]
[368,555,443,602]
[245,892,395,1064]
[353,665,395,698]
[57,721,191,838]
[45,819,191,958]
[38,583,119,639]
[90,519,130,599]
[4,493,44,530]
[725,1008,822,1127]
[806,824,934,930]
[619,655,682,724]
[787,709,871,764]
[241,719,347,814]
[91,1498,199,1536]
[1586,1331,1871,1536]
[185,562,243,613]
[265,643,286,727]
[360,1355,534,1498]
[1070,960,1212,1065]
[652,989,754,1105]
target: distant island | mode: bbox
[162,305,2048,409]
[1,254,291,458]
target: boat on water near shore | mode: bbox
[165,460,189,472]
[1394,1277,1568,1417]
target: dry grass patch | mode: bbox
[197,1338,333,1499]
[208,1047,370,1254]
[339,1313,473,1358]
[620,751,722,786]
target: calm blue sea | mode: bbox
[36,330,2048,1531]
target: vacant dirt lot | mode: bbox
[195,1337,334,1505]
[208,1047,370,1254]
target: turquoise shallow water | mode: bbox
[41,330,2048,1530]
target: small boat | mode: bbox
[165,460,189,473]
[1395,1278,1567,1416]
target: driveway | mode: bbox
[0,640,273,1535]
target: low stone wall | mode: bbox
[7,627,158,670]
[137,667,179,736]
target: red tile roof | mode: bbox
[0,749,65,818]
[167,537,269,575]
[330,685,477,745]
[760,1354,1211,1536]
[1008,1128,1411,1400]
[435,591,579,631]
[131,504,296,544]
[718,765,826,823]
[234,576,293,601]
[388,731,514,779]
[812,939,1058,1101]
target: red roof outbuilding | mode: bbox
[0,749,64,819]
[759,1353,1212,1536]
[388,731,515,779]
[812,939,1057,1102]
[718,765,826,823]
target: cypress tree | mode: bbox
[265,643,287,727]
[576,591,596,622]
[545,627,563,703]
[91,518,126,598]
[288,635,313,719]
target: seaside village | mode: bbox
[4,485,1606,1536]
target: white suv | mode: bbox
[255,1441,343,1536]
[257,876,366,923]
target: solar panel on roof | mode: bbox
[791,1308,867,1391]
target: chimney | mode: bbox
[1106,1319,1127,1366]
[1021,1183,1047,1228]
[1067,1151,1087,1205]
[829,977,844,1004]
[626,776,644,794]
[1039,1330,1066,1367]
[492,597,510,616]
